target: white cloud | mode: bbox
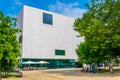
[48,1,87,18]
[13,0,22,6]
[6,0,23,17]
[10,0,23,11]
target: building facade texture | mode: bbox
[17,5,84,69]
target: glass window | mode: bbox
[70,59,75,62]
[55,49,65,56]
[19,35,22,43]
[43,12,53,25]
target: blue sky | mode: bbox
[0,0,90,18]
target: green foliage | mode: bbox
[0,11,20,75]
[76,42,91,64]
[2,73,19,78]
[74,0,120,64]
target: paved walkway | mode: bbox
[2,68,120,80]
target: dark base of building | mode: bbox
[19,58,82,69]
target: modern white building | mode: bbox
[17,5,84,68]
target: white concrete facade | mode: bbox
[17,5,84,61]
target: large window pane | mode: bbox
[55,49,65,56]
[43,12,53,25]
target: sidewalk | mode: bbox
[2,68,120,80]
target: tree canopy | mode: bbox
[74,0,120,64]
[0,11,20,74]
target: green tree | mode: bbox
[74,0,120,72]
[76,42,91,64]
[0,11,20,77]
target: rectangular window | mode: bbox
[70,59,75,62]
[43,12,53,25]
[55,49,65,56]
[19,35,22,43]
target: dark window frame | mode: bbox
[43,12,53,25]
[55,49,65,56]
[19,35,22,43]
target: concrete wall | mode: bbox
[16,8,23,56]
[17,5,84,60]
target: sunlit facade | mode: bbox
[17,5,84,68]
